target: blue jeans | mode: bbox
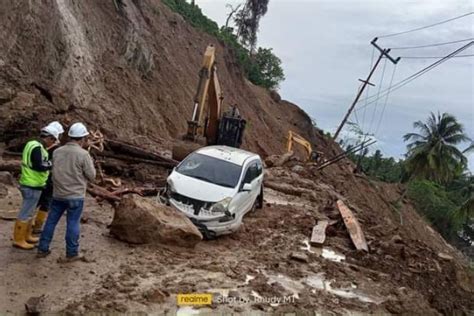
[17,186,43,221]
[38,198,84,257]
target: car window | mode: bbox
[176,153,242,188]
[243,161,258,184]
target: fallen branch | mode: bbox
[87,183,121,202]
[96,151,177,168]
[106,139,178,165]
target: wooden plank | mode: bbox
[310,220,329,245]
[336,200,368,252]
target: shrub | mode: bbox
[162,0,284,90]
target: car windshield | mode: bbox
[176,152,242,188]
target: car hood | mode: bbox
[168,171,236,203]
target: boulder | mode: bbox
[110,195,202,248]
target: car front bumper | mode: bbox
[169,198,243,237]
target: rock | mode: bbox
[0,171,15,185]
[269,90,281,103]
[144,288,169,303]
[290,251,309,263]
[25,295,46,315]
[0,88,14,104]
[291,165,305,173]
[390,234,403,244]
[110,195,202,248]
[437,252,453,261]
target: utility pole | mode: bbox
[333,38,401,141]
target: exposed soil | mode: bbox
[0,0,473,314]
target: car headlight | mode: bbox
[210,197,232,214]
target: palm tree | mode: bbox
[403,112,471,184]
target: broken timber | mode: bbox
[336,200,368,252]
[310,220,329,245]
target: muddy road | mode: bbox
[1,171,473,314]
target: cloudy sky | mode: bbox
[197,0,474,169]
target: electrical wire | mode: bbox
[367,57,388,135]
[398,54,474,59]
[389,37,474,50]
[375,64,398,134]
[355,41,474,108]
[361,46,376,132]
[355,44,472,111]
[378,12,474,38]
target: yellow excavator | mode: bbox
[173,45,246,160]
[287,130,320,162]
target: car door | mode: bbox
[232,160,258,217]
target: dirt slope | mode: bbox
[0,0,319,156]
[0,0,473,314]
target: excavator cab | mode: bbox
[216,106,246,148]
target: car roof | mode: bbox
[196,146,259,166]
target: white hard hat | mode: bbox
[68,122,90,138]
[41,125,60,140]
[47,121,64,134]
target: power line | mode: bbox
[361,46,376,132]
[355,41,474,112]
[398,54,474,59]
[367,57,388,135]
[378,12,474,38]
[389,37,474,50]
[375,64,398,134]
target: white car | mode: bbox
[166,145,264,238]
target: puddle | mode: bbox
[304,274,383,304]
[304,273,326,289]
[322,248,345,262]
[299,239,315,253]
[244,275,255,285]
[206,288,237,297]
[177,306,201,315]
[262,272,384,305]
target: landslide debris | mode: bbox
[110,195,202,248]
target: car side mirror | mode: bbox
[242,183,252,192]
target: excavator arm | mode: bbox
[287,130,315,161]
[173,44,246,161]
[186,45,223,145]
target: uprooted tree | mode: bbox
[234,0,270,52]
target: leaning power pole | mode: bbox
[333,38,401,140]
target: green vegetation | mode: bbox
[162,0,284,89]
[403,112,470,184]
[344,113,472,247]
[346,149,404,183]
[407,180,461,240]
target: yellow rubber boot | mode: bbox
[12,221,35,250]
[32,210,48,234]
[26,220,39,244]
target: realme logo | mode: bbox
[177,293,213,305]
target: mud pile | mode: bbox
[0,0,472,314]
[0,0,319,157]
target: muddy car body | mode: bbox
[166,146,263,238]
